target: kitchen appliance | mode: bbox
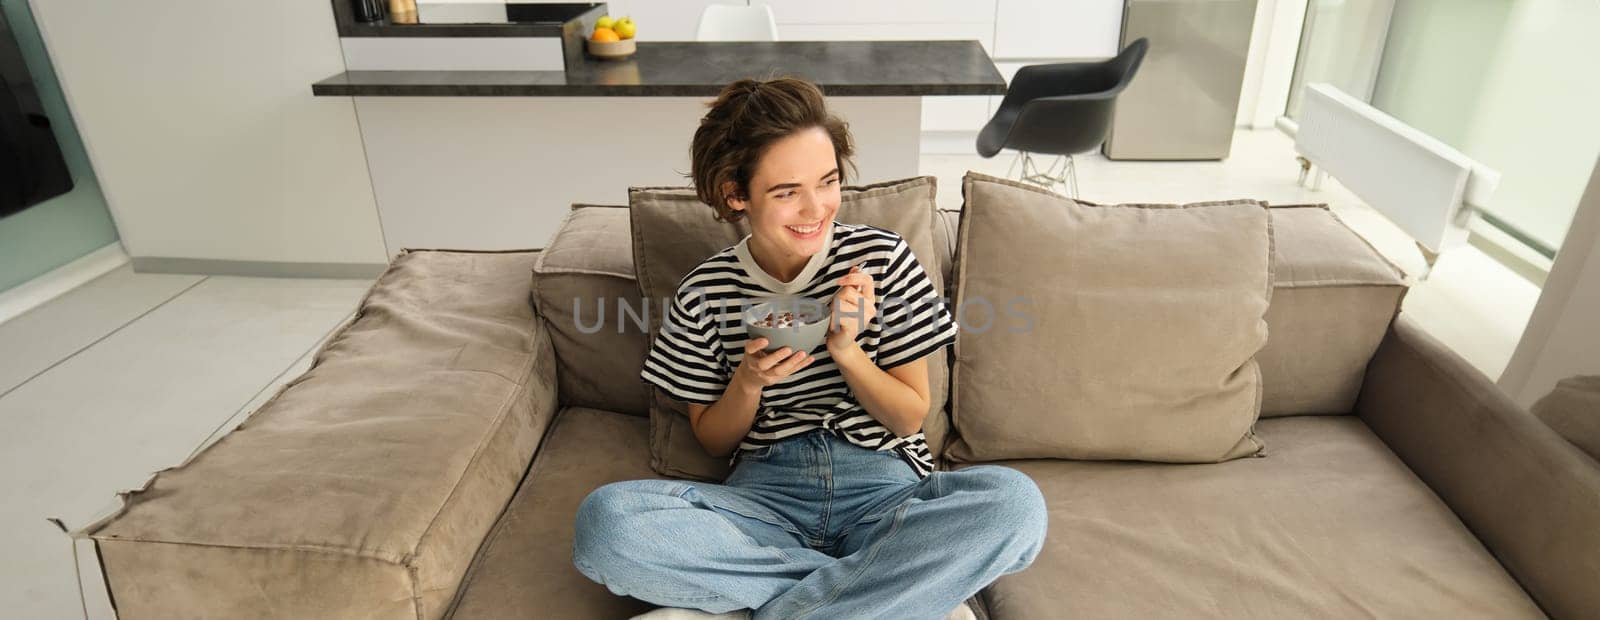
[352,0,386,23]
[414,2,595,25]
[1104,0,1259,160]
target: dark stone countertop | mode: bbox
[311,40,1006,97]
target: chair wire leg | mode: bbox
[1066,154,1079,199]
[1005,150,1024,180]
[1018,152,1073,196]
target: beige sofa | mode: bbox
[82,183,1598,618]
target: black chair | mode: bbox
[976,38,1148,197]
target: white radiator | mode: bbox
[1292,82,1499,256]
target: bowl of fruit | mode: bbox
[743,296,830,354]
[586,15,637,60]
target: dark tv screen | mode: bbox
[0,10,73,219]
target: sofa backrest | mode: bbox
[533,201,1406,425]
[533,205,651,416]
[1258,206,1408,415]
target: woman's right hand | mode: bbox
[732,337,815,392]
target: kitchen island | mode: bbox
[311,40,1004,253]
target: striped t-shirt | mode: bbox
[639,221,959,479]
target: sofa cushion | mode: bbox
[931,204,1406,419]
[448,406,668,619]
[1531,375,1600,462]
[963,416,1542,619]
[89,249,560,620]
[1259,205,1407,416]
[946,172,1269,463]
[936,208,960,286]
[631,176,953,481]
[533,205,651,416]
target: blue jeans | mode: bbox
[572,428,1048,619]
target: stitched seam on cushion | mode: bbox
[399,247,545,254]
[1247,360,1267,457]
[408,316,547,571]
[1262,201,1276,309]
[85,536,411,563]
[536,207,636,279]
[94,537,425,616]
[1276,279,1409,288]
[534,266,637,280]
[1252,204,1273,458]
[532,208,581,274]
[946,175,980,460]
[1322,207,1409,281]
[839,175,935,201]
[629,202,654,305]
[408,561,424,619]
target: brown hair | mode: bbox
[690,77,857,222]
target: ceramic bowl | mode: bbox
[742,296,830,354]
[586,38,636,60]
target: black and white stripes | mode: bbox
[640,222,959,479]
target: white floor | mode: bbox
[0,266,372,619]
[0,129,1541,619]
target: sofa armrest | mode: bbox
[1357,314,1600,618]
[87,249,560,620]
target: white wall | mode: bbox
[576,0,1125,145]
[1501,155,1600,407]
[27,0,387,268]
[27,0,1129,270]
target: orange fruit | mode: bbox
[590,27,620,42]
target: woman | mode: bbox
[572,77,1047,620]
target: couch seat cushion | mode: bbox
[449,406,666,619]
[959,416,1541,619]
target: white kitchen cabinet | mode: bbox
[994,0,1123,59]
[754,0,996,24]
[776,22,994,55]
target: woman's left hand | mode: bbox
[828,264,876,352]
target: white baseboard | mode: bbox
[0,242,129,326]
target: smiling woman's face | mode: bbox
[725,126,843,279]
